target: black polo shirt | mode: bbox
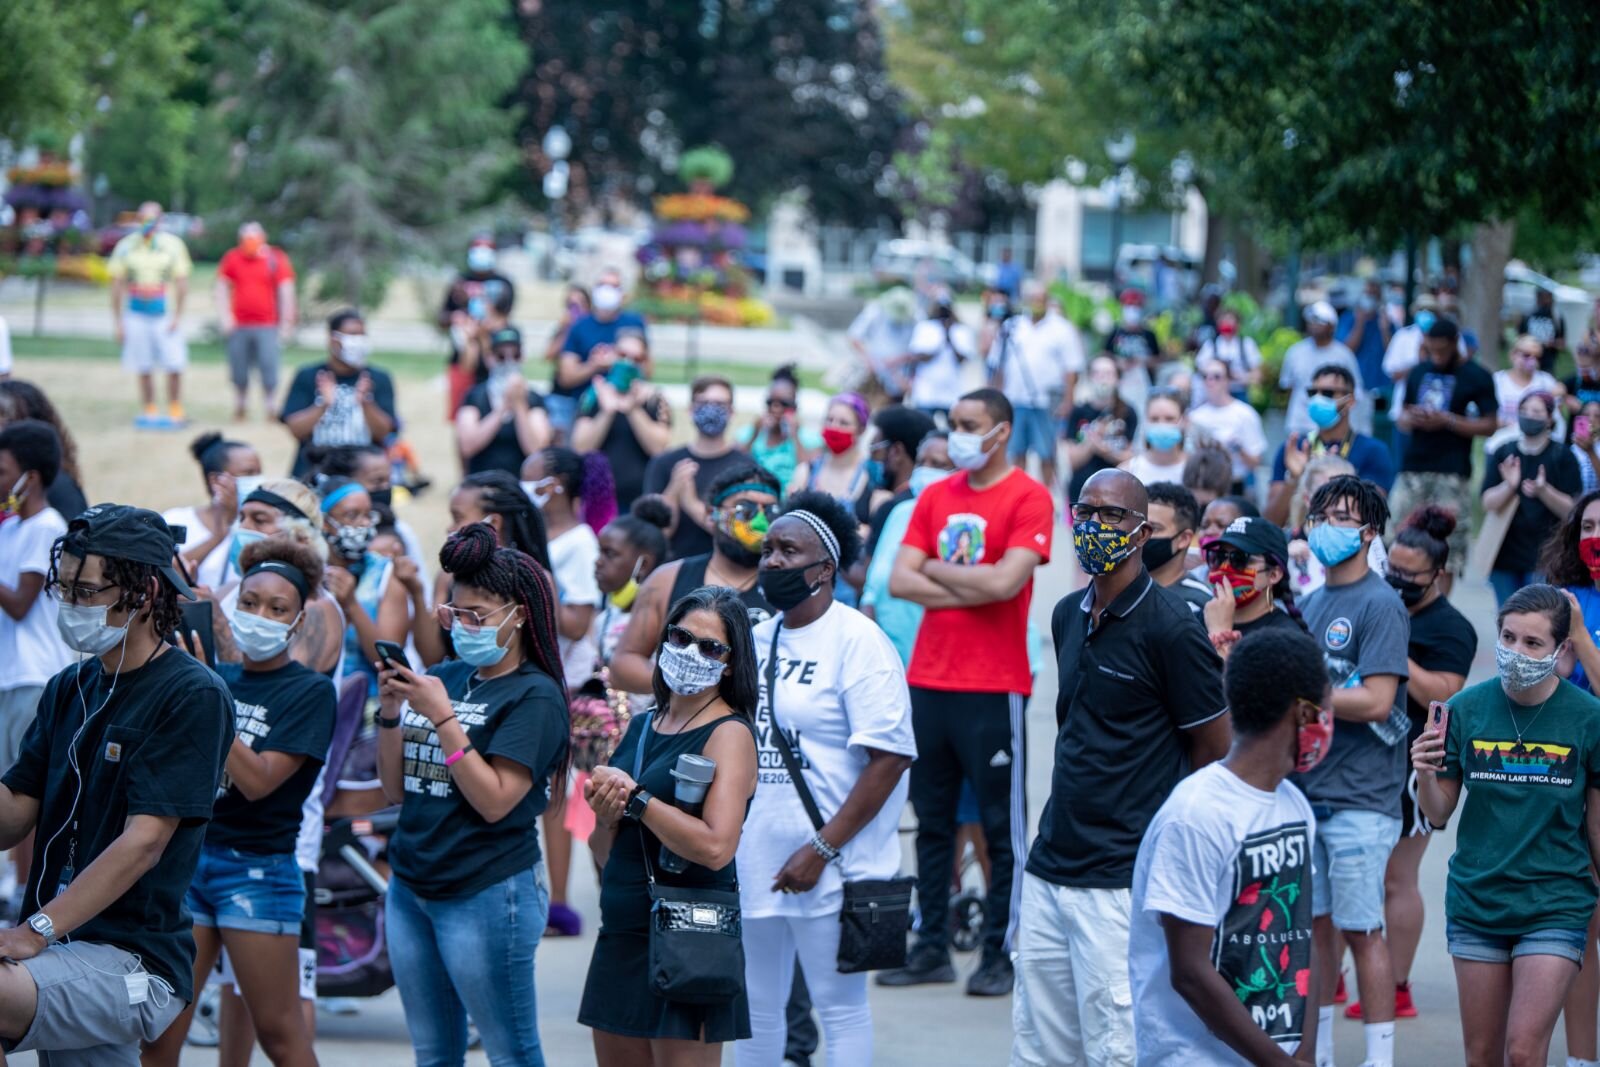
[1026,571,1226,890]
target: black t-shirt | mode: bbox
[461,381,547,477]
[1103,326,1160,364]
[591,396,669,510]
[441,271,516,366]
[3,649,233,1002]
[388,659,569,900]
[1566,371,1600,410]
[279,362,399,477]
[1482,439,1583,572]
[642,445,752,561]
[45,475,87,522]
[209,662,335,855]
[1065,401,1138,502]
[1238,606,1306,637]
[1400,358,1497,476]
[1520,309,1566,371]
[865,488,914,559]
[1403,595,1477,731]
[1028,573,1226,889]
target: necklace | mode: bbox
[659,692,720,735]
[1505,688,1553,747]
[706,560,756,592]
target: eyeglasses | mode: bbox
[1071,503,1145,525]
[724,500,779,524]
[1307,511,1363,528]
[53,580,118,604]
[665,624,731,660]
[435,601,515,634]
[1306,387,1351,399]
[1203,544,1255,570]
[1385,564,1435,585]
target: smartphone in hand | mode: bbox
[1429,700,1449,736]
[374,640,408,671]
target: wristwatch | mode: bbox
[26,912,54,944]
[623,786,654,823]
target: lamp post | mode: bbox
[542,124,571,280]
[1105,132,1136,285]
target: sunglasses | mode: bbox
[1306,387,1350,399]
[1071,503,1145,525]
[666,624,731,660]
[1203,544,1255,570]
[724,500,779,524]
[766,397,797,411]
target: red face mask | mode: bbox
[1218,321,1238,337]
[1208,564,1264,606]
[1296,700,1334,773]
[822,427,856,455]
[1581,536,1600,577]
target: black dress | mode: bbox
[579,713,756,1041]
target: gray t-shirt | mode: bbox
[1292,568,1411,816]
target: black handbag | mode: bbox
[764,628,914,974]
[631,713,746,1004]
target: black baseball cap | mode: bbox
[1215,516,1289,563]
[61,504,195,599]
[490,326,522,349]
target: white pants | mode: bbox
[1011,874,1134,1067]
[121,312,188,373]
[736,913,871,1067]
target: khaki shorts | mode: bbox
[6,942,184,1065]
[1388,470,1472,574]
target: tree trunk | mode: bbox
[1202,213,1273,300]
[1462,218,1516,368]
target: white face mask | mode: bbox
[521,477,556,509]
[592,284,623,313]
[466,245,496,272]
[230,610,300,662]
[658,640,726,695]
[56,602,133,656]
[947,426,1001,471]
[335,332,370,368]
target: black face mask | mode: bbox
[1142,535,1179,571]
[714,531,763,570]
[369,487,393,509]
[759,561,828,612]
[1384,571,1429,607]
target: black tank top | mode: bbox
[667,553,775,627]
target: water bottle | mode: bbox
[659,754,717,874]
[1332,662,1410,746]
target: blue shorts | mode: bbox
[186,843,306,935]
[1310,807,1400,931]
[1446,920,1588,965]
[1007,405,1057,460]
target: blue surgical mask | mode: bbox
[909,466,949,496]
[1307,394,1342,430]
[228,528,267,575]
[1308,522,1365,567]
[1145,424,1183,452]
[1414,310,1436,332]
[451,613,515,667]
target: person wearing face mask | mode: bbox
[1130,628,1330,1066]
[581,586,760,1064]
[848,286,920,404]
[318,477,408,693]
[1187,362,1267,492]
[1120,389,1190,487]
[439,235,516,414]
[1337,507,1474,1027]
[0,505,232,1063]
[571,329,671,507]
[1065,355,1138,504]
[643,375,748,561]
[163,431,263,589]
[1294,474,1410,1067]
[1266,364,1394,527]
[1381,293,1461,437]
[552,267,649,438]
[884,389,1052,997]
[1412,585,1600,1067]
[1281,301,1365,438]
[592,498,671,714]
[860,405,938,570]
[217,221,297,421]
[308,442,428,579]
[1013,468,1229,1066]
[1200,516,1308,660]
[1337,278,1394,401]
[456,326,553,477]
[377,522,570,1066]
[737,493,916,1067]
[1494,335,1565,435]
[1142,481,1214,613]
[805,393,877,527]
[1102,289,1161,409]
[144,539,332,1067]
[987,279,1085,498]
[1192,309,1262,404]
[108,200,193,427]
[609,463,782,695]
[861,432,952,659]
[1481,392,1581,607]
[279,309,397,479]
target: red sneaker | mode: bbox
[1344,998,1363,1019]
[1394,983,1418,1018]
[1334,971,1347,1004]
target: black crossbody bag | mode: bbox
[764,628,913,974]
[631,713,746,1004]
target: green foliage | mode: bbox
[678,146,735,189]
[1515,200,1600,275]
[86,92,199,209]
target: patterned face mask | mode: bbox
[1071,519,1144,576]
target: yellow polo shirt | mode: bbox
[108,231,192,316]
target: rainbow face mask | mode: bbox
[724,505,771,553]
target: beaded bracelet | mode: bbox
[1208,629,1242,652]
[808,831,840,863]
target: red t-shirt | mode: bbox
[218,246,295,326]
[901,467,1053,695]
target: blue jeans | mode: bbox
[1007,405,1056,459]
[1446,919,1588,965]
[1490,568,1541,609]
[387,864,549,1067]
[1309,807,1400,932]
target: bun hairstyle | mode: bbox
[771,363,799,388]
[1395,505,1457,571]
[188,431,250,491]
[239,534,326,604]
[608,494,672,564]
[1540,487,1600,589]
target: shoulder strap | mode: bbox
[763,625,826,832]
[631,711,657,886]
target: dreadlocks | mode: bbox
[48,544,184,639]
[1307,473,1391,538]
[461,470,550,570]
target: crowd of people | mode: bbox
[5,248,1600,1067]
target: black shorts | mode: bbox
[299,869,317,950]
[1399,769,1433,837]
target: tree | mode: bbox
[216,0,524,306]
[515,0,904,225]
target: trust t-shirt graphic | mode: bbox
[937,513,987,564]
[1466,737,1577,786]
[1215,824,1313,1045]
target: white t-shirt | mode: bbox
[1187,400,1268,481]
[550,524,602,688]
[1130,763,1317,1066]
[1196,334,1261,380]
[0,508,71,691]
[1492,368,1563,426]
[0,316,12,377]
[1122,451,1188,487]
[741,602,917,919]
[988,313,1085,409]
[162,505,233,589]
[1279,340,1362,436]
[907,319,976,411]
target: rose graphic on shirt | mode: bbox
[937,513,988,565]
[1216,824,1313,1043]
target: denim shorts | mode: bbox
[1007,405,1057,459]
[1446,919,1589,965]
[1310,807,1401,931]
[186,843,306,935]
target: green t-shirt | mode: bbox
[1442,677,1600,933]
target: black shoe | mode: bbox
[875,945,956,987]
[965,953,1014,997]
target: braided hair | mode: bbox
[540,447,618,533]
[48,543,184,640]
[1307,474,1390,537]
[439,523,570,802]
[460,470,550,571]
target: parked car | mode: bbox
[869,239,980,292]
[1113,243,1201,308]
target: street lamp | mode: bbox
[1105,132,1136,285]
[542,125,572,280]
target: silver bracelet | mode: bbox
[809,831,840,863]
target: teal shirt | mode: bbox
[1441,677,1600,933]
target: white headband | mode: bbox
[787,510,840,566]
